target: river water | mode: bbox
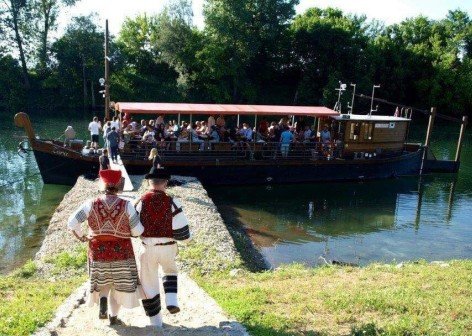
[208,122,472,267]
[0,114,471,272]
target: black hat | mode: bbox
[145,166,171,180]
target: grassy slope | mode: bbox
[197,261,472,336]
[0,249,87,336]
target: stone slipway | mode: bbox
[33,176,248,336]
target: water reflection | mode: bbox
[209,176,472,267]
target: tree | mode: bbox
[0,0,35,88]
[52,15,103,110]
[34,0,79,71]
[201,0,298,103]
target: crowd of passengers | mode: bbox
[80,113,343,160]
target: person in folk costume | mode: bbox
[135,167,191,327]
[67,169,144,325]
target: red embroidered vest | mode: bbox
[140,190,173,238]
[87,196,131,238]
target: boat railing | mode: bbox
[120,140,339,162]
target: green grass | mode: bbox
[197,261,472,336]
[0,272,86,336]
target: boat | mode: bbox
[13,100,463,186]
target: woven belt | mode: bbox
[142,241,176,246]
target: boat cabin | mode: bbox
[332,114,411,159]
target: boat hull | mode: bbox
[31,139,424,186]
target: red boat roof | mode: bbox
[115,102,339,117]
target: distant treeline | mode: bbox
[0,0,471,117]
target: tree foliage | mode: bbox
[0,2,471,118]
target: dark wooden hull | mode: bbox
[30,138,427,186]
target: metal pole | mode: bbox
[178,113,181,125]
[420,107,436,175]
[254,114,257,151]
[104,19,110,120]
[237,114,240,128]
[349,83,356,114]
[455,116,468,162]
[370,85,380,116]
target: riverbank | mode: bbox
[1,175,251,336]
[1,176,471,336]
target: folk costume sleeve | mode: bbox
[67,200,92,237]
[126,201,144,237]
[171,198,191,242]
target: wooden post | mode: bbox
[104,20,110,120]
[420,107,436,175]
[455,116,468,162]
[424,107,436,147]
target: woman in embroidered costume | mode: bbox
[135,167,191,327]
[67,169,144,325]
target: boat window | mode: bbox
[349,122,361,141]
[362,122,374,141]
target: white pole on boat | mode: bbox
[455,116,468,162]
[369,85,380,116]
[237,114,240,128]
[348,83,356,115]
[254,114,258,152]
[189,114,193,151]
[178,113,181,126]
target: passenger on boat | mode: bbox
[176,125,189,151]
[191,127,205,150]
[216,115,225,128]
[68,169,144,325]
[148,148,162,168]
[107,127,120,164]
[99,149,111,170]
[139,120,147,136]
[88,116,101,149]
[208,115,216,129]
[64,125,76,147]
[303,125,315,143]
[81,141,94,156]
[209,125,220,144]
[320,124,331,144]
[239,123,253,142]
[155,115,164,127]
[280,126,294,158]
[143,126,156,145]
[111,116,120,131]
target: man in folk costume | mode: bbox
[67,169,144,325]
[135,167,191,327]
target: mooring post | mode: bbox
[455,116,468,162]
[420,107,436,175]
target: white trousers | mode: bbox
[139,243,179,325]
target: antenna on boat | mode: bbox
[334,82,347,113]
[347,83,356,115]
[369,84,380,115]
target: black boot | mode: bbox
[109,315,126,326]
[99,297,108,319]
[167,305,180,314]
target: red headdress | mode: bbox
[99,169,122,187]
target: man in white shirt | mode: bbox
[88,116,101,149]
[110,116,120,132]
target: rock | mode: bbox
[229,269,243,277]
[431,261,450,267]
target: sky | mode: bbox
[59,0,472,34]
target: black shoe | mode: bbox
[109,315,126,326]
[99,297,107,319]
[167,305,180,314]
